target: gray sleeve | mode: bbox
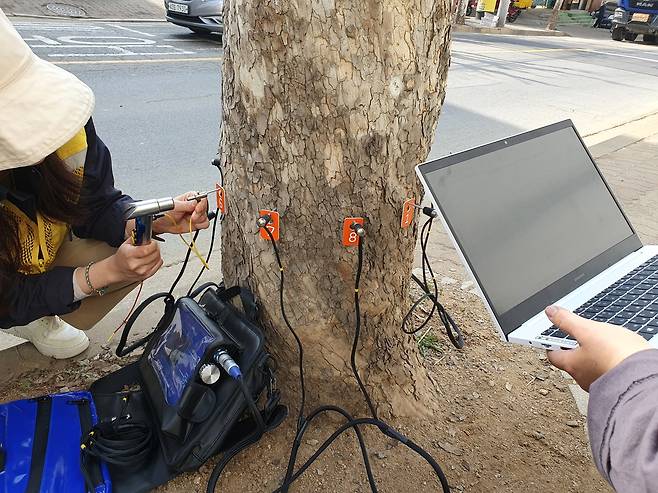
[587,348,658,492]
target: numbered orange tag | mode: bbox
[259,210,280,241]
[401,199,415,229]
[215,183,226,214]
[342,217,364,247]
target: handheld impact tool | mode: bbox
[124,197,176,245]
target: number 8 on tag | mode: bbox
[342,217,364,247]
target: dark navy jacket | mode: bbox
[0,119,132,328]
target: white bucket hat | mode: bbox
[0,7,95,171]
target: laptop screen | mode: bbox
[418,121,640,335]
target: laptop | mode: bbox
[416,120,658,351]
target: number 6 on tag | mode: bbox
[342,217,364,247]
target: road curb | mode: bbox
[7,13,167,22]
[584,111,658,157]
[453,24,568,36]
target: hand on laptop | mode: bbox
[544,305,651,391]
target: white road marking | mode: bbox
[582,48,658,63]
[452,45,658,64]
[110,24,156,37]
[22,34,60,45]
[12,23,103,31]
[56,35,157,45]
[54,56,223,65]
[46,45,195,57]
[31,44,163,48]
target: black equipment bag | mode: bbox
[89,285,287,493]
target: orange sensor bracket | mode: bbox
[216,184,226,214]
[401,198,415,229]
[259,210,280,241]
[342,217,364,247]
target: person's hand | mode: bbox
[106,238,163,283]
[545,305,651,391]
[152,192,210,235]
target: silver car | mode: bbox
[164,0,223,34]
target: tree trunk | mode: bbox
[547,0,565,29]
[220,0,452,418]
[456,0,469,24]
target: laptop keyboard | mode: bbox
[541,254,658,342]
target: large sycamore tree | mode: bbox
[220,0,452,417]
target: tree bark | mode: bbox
[456,0,469,24]
[220,0,452,418]
[547,0,565,29]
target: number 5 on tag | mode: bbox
[342,217,364,247]
[215,183,226,214]
[259,210,280,241]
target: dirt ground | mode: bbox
[0,281,612,493]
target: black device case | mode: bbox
[90,285,287,493]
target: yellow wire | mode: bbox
[164,213,210,271]
[187,216,210,270]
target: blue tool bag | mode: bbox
[0,391,112,493]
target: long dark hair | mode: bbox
[0,153,85,304]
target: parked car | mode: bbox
[164,0,223,34]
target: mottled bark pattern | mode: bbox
[220,0,451,417]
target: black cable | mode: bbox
[402,211,464,349]
[269,226,449,493]
[188,208,220,296]
[204,217,450,492]
[352,240,378,419]
[116,156,221,357]
[271,405,378,493]
[274,418,450,493]
[169,229,200,296]
[189,156,224,296]
[115,228,198,356]
[402,217,438,335]
[238,377,266,431]
[263,226,307,428]
[81,418,153,468]
[260,225,310,493]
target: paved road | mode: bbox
[11,19,658,258]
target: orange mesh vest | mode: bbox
[2,128,87,275]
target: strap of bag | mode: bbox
[90,361,141,395]
[218,364,286,454]
[116,292,176,357]
[72,398,105,493]
[24,396,52,493]
[214,285,258,322]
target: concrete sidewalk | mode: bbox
[2,0,164,20]
[455,17,568,36]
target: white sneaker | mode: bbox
[10,316,90,359]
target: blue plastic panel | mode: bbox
[148,304,216,406]
[0,391,111,493]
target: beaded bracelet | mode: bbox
[84,262,107,296]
